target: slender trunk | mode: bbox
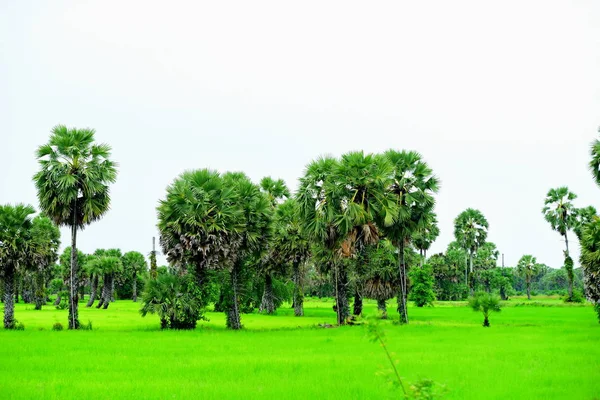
[334,262,349,325]
[34,269,45,310]
[353,287,362,316]
[69,215,80,330]
[97,276,109,309]
[103,274,112,309]
[483,313,490,327]
[377,298,388,319]
[54,293,61,306]
[424,249,427,261]
[132,274,137,302]
[86,275,98,307]
[526,277,531,300]
[226,261,242,330]
[468,251,474,296]
[293,262,304,317]
[259,274,275,314]
[397,240,409,324]
[3,266,16,329]
[110,277,115,302]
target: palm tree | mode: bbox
[85,256,102,307]
[412,211,439,264]
[95,256,122,309]
[574,206,597,241]
[516,255,541,300]
[122,251,147,302]
[0,204,35,329]
[588,126,600,187]
[33,125,117,329]
[30,216,61,310]
[469,292,501,327]
[363,240,399,319]
[383,150,439,324]
[542,187,577,298]
[579,216,600,323]
[453,208,489,295]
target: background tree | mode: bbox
[516,255,541,300]
[469,292,501,327]
[0,204,35,329]
[95,255,122,309]
[383,150,439,324]
[30,216,61,310]
[412,211,440,264]
[33,125,117,329]
[454,208,489,295]
[408,263,436,307]
[121,251,147,302]
[542,187,578,299]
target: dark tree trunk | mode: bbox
[103,274,113,309]
[483,314,490,327]
[132,274,137,302]
[54,293,61,306]
[292,262,304,317]
[226,261,242,330]
[34,270,46,310]
[87,275,98,307]
[68,217,80,330]
[500,285,508,301]
[97,275,110,309]
[333,263,350,325]
[397,240,409,324]
[377,298,388,319]
[259,274,275,314]
[468,251,474,296]
[110,277,115,302]
[353,287,363,316]
[526,278,531,300]
[3,266,16,329]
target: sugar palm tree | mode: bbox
[516,255,541,300]
[412,211,439,264]
[94,256,122,309]
[85,256,102,307]
[453,208,488,295]
[122,251,147,302]
[469,292,501,327]
[33,125,117,329]
[0,204,35,329]
[383,150,439,324]
[30,216,61,310]
[589,126,600,187]
[363,240,399,319]
[579,216,600,323]
[542,187,577,298]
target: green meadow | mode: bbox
[1,297,598,400]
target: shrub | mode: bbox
[52,322,64,331]
[468,292,501,327]
[563,289,584,303]
[14,321,25,331]
[409,264,436,307]
[80,321,93,331]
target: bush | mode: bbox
[80,321,93,331]
[563,289,584,303]
[52,322,64,331]
[468,292,501,327]
[409,264,436,307]
[14,321,25,331]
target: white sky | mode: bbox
[1,0,599,268]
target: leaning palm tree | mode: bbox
[0,204,35,329]
[516,255,541,300]
[30,216,61,310]
[453,208,489,295]
[542,187,577,299]
[383,150,440,324]
[33,125,118,329]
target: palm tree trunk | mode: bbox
[353,287,362,316]
[397,240,409,324]
[34,270,45,310]
[68,218,80,330]
[293,262,304,317]
[110,277,115,302]
[483,313,490,327]
[3,266,16,329]
[468,251,474,296]
[259,274,275,314]
[54,293,61,306]
[227,261,242,330]
[86,275,98,307]
[97,276,109,309]
[526,277,531,300]
[377,298,388,319]
[132,274,137,302]
[333,263,350,325]
[103,274,112,309]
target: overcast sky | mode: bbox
[1,0,599,268]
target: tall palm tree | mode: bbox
[542,187,577,298]
[122,251,147,302]
[516,255,541,300]
[453,208,488,295]
[33,125,118,329]
[579,216,600,323]
[0,204,35,329]
[30,216,61,310]
[412,211,440,264]
[383,150,439,324]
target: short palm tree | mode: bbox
[469,292,501,327]
[579,216,600,323]
[542,187,577,298]
[94,256,122,309]
[516,255,541,300]
[0,204,35,329]
[122,251,147,302]
[383,150,439,324]
[453,208,488,295]
[33,125,117,329]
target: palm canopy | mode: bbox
[589,127,600,187]
[516,255,541,279]
[453,208,488,253]
[260,177,290,206]
[122,251,147,274]
[33,125,118,229]
[574,206,598,241]
[0,204,36,273]
[271,198,310,266]
[542,187,577,238]
[579,216,600,308]
[29,215,61,269]
[412,211,440,254]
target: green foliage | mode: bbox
[408,264,436,307]
[563,289,584,304]
[542,187,577,239]
[52,322,64,331]
[14,321,25,331]
[468,292,501,327]
[579,215,600,322]
[140,272,206,330]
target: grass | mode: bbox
[0,296,599,399]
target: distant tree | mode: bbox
[542,187,578,299]
[516,255,541,300]
[408,263,436,307]
[454,209,489,295]
[94,255,122,309]
[469,292,501,327]
[122,251,147,302]
[412,212,439,264]
[34,125,118,329]
[30,216,61,310]
[0,204,35,329]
